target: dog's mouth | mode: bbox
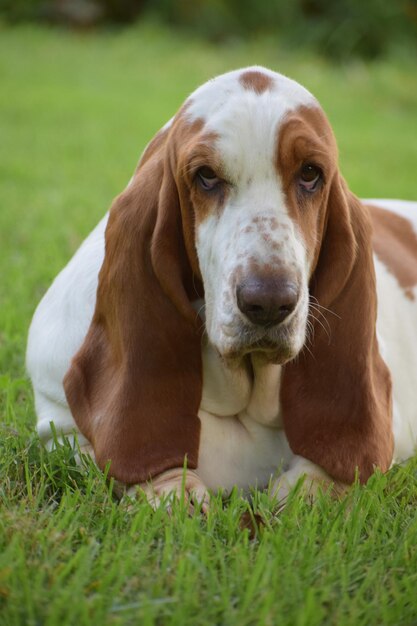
[218,322,301,366]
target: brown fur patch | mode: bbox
[369,204,417,300]
[239,70,274,95]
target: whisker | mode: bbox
[305,319,314,344]
[303,341,316,362]
[191,273,201,299]
[310,313,331,344]
[195,302,206,319]
[309,304,332,338]
[197,321,206,333]
[309,295,341,319]
[309,303,333,341]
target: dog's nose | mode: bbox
[236,277,299,326]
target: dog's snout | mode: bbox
[236,277,299,326]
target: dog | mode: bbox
[27,66,417,507]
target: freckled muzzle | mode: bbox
[236,275,299,327]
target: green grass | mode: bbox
[1,23,417,626]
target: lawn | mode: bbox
[0,23,417,626]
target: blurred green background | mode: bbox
[1,0,417,59]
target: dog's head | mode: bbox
[172,68,337,365]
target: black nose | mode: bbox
[236,277,299,327]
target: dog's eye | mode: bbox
[299,164,322,192]
[196,166,221,191]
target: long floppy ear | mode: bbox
[63,134,203,485]
[281,176,393,484]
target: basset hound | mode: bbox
[26,66,417,507]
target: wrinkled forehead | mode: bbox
[182,67,318,163]
[186,67,316,121]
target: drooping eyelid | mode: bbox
[300,150,327,169]
[188,159,218,180]
[290,137,329,171]
[184,144,225,182]
[188,159,230,189]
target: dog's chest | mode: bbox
[196,343,293,492]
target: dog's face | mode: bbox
[172,68,338,364]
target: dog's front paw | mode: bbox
[126,468,210,514]
[272,455,347,505]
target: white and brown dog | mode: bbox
[27,67,417,507]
